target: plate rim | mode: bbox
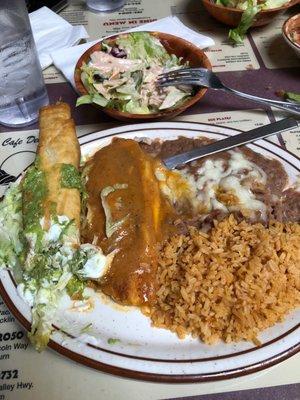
[1,277,299,383]
[1,121,299,383]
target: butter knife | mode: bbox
[163,118,299,170]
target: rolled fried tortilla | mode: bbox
[38,103,81,230]
[22,103,81,247]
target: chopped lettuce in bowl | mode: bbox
[76,32,195,115]
[214,0,290,44]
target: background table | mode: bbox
[0,1,299,399]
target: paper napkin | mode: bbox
[51,16,215,87]
[29,6,89,70]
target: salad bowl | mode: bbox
[282,13,300,57]
[74,31,211,122]
[202,0,299,28]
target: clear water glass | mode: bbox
[0,0,49,127]
[86,0,126,12]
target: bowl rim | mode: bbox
[201,0,299,14]
[74,31,212,119]
[282,13,300,51]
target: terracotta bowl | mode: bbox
[74,32,212,122]
[202,0,299,28]
[282,13,300,57]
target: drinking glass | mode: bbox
[86,0,126,12]
[0,0,49,127]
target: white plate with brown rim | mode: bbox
[0,121,299,383]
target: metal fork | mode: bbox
[157,68,300,116]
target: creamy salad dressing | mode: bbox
[90,51,143,75]
[88,50,189,111]
[77,32,193,114]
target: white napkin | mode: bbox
[51,16,215,87]
[130,16,214,49]
[29,6,89,70]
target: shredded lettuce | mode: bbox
[76,93,108,107]
[0,174,113,351]
[116,82,139,97]
[123,100,150,114]
[116,32,172,66]
[76,95,94,106]
[226,0,288,44]
[263,0,288,8]
[77,64,109,107]
[23,239,105,349]
[20,232,111,351]
[229,0,260,44]
[159,87,189,110]
[29,297,58,351]
[132,70,143,91]
[81,323,93,334]
[0,183,23,272]
[282,91,300,104]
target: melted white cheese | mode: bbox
[159,149,268,219]
[220,175,265,213]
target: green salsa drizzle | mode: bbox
[49,201,58,221]
[107,338,121,345]
[60,164,83,190]
[60,164,88,222]
[24,245,62,283]
[22,163,48,249]
[66,275,86,298]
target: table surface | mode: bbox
[0,1,299,399]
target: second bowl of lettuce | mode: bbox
[202,0,299,44]
[74,32,211,122]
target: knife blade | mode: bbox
[163,118,299,170]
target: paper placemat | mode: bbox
[272,109,300,157]
[175,108,271,130]
[42,0,270,84]
[43,0,172,83]
[171,1,260,72]
[250,8,300,70]
[0,123,110,196]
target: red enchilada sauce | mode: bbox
[82,138,177,306]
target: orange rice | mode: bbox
[150,215,300,344]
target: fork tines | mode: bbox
[157,67,207,86]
